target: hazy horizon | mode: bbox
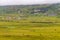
[0,0,60,5]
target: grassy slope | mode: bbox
[0,25,60,40]
[0,15,60,40]
[0,19,60,40]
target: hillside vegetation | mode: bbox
[0,3,60,40]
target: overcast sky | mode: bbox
[0,0,60,5]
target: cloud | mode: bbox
[0,0,60,5]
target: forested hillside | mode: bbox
[0,3,60,17]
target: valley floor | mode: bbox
[0,22,60,40]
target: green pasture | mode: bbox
[0,16,60,40]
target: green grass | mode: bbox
[0,16,60,40]
[0,26,60,40]
[0,22,60,40]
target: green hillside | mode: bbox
[0,3,59,16]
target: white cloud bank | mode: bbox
[0,0,60,5]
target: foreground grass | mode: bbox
[0,17,60,40]
[0,25,60,40]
